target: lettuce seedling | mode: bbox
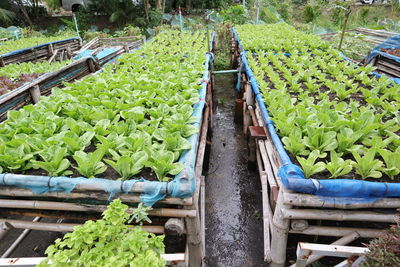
[282,128,310,157]
[105,151,148,180]
[379,148,400,179]
[32,146,72,176]
[336,127,363,154]
[73,149,107,178]
[304,128,338,153]
[296,150,326,178]
[62,131,95,154]
[144,149,184,181]
[326,151,353,178]
[352,151,383,179]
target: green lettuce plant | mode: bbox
[297,150,326,178]
[73,149,107,178]
[39,199,165,267]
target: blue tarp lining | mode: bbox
[0,37,81,58]
[0,35,214,207]
[233,27,400,202]
[365,34,400,67]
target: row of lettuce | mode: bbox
[236,24,400,181]
[0,33,76,55]
[0,30,208,181]
[0,60,73,95]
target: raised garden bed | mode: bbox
[232,23,400,266]
[0,36,81,67]
[0,30,214,265]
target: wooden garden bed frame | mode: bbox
[0,38,144,122]
[232,31,398,267]
[0,39,213,267]
[0,38,82,67]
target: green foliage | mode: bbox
[0,60,72,80]
[352,151,383,179]
[73,149,107,178]
[362,219,400,267]
[39,199,165,267]
[220,5,249,25]
[297,150,326,178]
[325,151,353,178]
[32,146,72,176]
[236,23,400,181]
[105,151,148,180]
[0,34,76,54]
[303,4,321,23]
[0,30,206,182]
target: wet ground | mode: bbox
[205,73,265,267]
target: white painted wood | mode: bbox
[0,254,185,266]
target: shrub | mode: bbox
[362,219,400,267]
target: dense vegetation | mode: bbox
[0,34,76,54]
[237,24,400,181]
[40,199,165,267]
[0,30,207,181]
[0,60,72,96]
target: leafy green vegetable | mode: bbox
[325,151,353,178]
[73,149,107,178]
[297,150,326,178]
[145,150,184,181]
[105,151,148,180]
[39,199,165,267]
[352,151,383,179]
[32,146,72,176]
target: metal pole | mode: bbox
[73,14,80,39]
[1,217,40,258]
[338,6,351,51]
[256,0,260,24]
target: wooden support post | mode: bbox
[88,58,96,73]
[48,49,59,63]
[290,232,360,267]
[0,57,4,67]
[165,218,185,236]
[270,189,291,267]
[29,85,41,104]
[48,43,54,56]
[0,222,12,240]
[66,46,72,59]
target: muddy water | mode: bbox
[205,74,265,267]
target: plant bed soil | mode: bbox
[381,48,400,58]
[0,74,43,95]
[248,52,400,183]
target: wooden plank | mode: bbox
[0,254,185,266]
[296,243,369,258]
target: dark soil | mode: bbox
[381,48,400,58]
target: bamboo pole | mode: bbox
[0,219,164,234]
[0,187,192,205]
[290,226,384,238]
[0,199,196,218]
[0,222,11,240]
[1,217,40,258]
[289,232,360,267]
[283,192,400,209]
[271,189,291,267]
[283,209,397,223]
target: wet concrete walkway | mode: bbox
[205,74,265,267]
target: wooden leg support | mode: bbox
[271,189,291,267]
